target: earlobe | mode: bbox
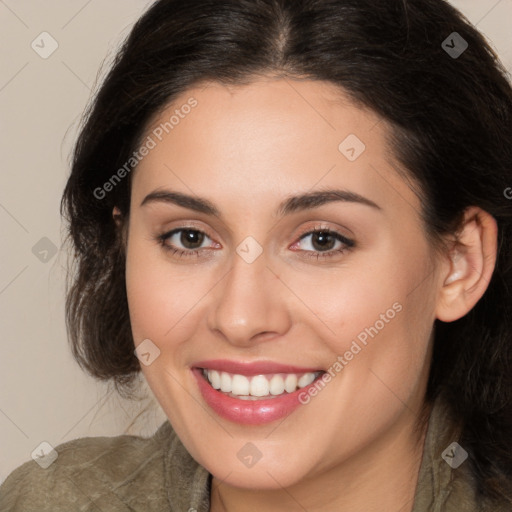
[436,207,498,323]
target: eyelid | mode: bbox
[159,220,215,240]
[156,222,355,259]
[293,223,354,244]
[161,224,218,248]
[287,223,354,254]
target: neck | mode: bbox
[210,407,430,512]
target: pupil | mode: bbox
[181,230,204,249]
[313,231,334,251]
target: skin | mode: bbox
[115,76,497,512]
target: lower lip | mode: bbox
[192,368,322,425]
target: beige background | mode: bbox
[1,0,511,481]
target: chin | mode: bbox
[209,461,306,490]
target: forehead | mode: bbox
[131,77,421,221]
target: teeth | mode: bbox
[232,374,250,395]
[203,369,321,398]
[284,374,298,393]
[298,373,315,388]
[269,374,285,395]
[208,370,221,389]
[220,372,232,393]
[250,375,269,397]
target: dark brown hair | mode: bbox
[61,0,512,503]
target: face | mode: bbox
[124,77,443,489]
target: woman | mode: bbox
[1,0,511,510]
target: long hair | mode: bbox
[61,0,512,502]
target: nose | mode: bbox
[207,249,292,347]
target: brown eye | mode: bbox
[309,231,337,251]
[296,228,354,252]
[179,229,206,249]
[157,227,214,257]
[290,227,355,261]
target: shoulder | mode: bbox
[415,398,512,512]
[0,422,175,512]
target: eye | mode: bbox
[156,227,217,258]
[290,226,355,260]
[155,224,355,261]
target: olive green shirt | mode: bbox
[1,398,510,511]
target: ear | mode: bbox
[112,206,129,251]
[113,206,123,228]
[435,206,498,322]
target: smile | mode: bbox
[192,360,327,425]
[201,368,323,399]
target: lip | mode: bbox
[192,365,325,425]
[193,359,322,376]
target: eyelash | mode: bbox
[154,225,355,261]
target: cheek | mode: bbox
[125,234,211,342]
[286,242,436,387]
[284,251,411,342]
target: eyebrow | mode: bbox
[140,188,381,217]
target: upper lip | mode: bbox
[193,359,324,376]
